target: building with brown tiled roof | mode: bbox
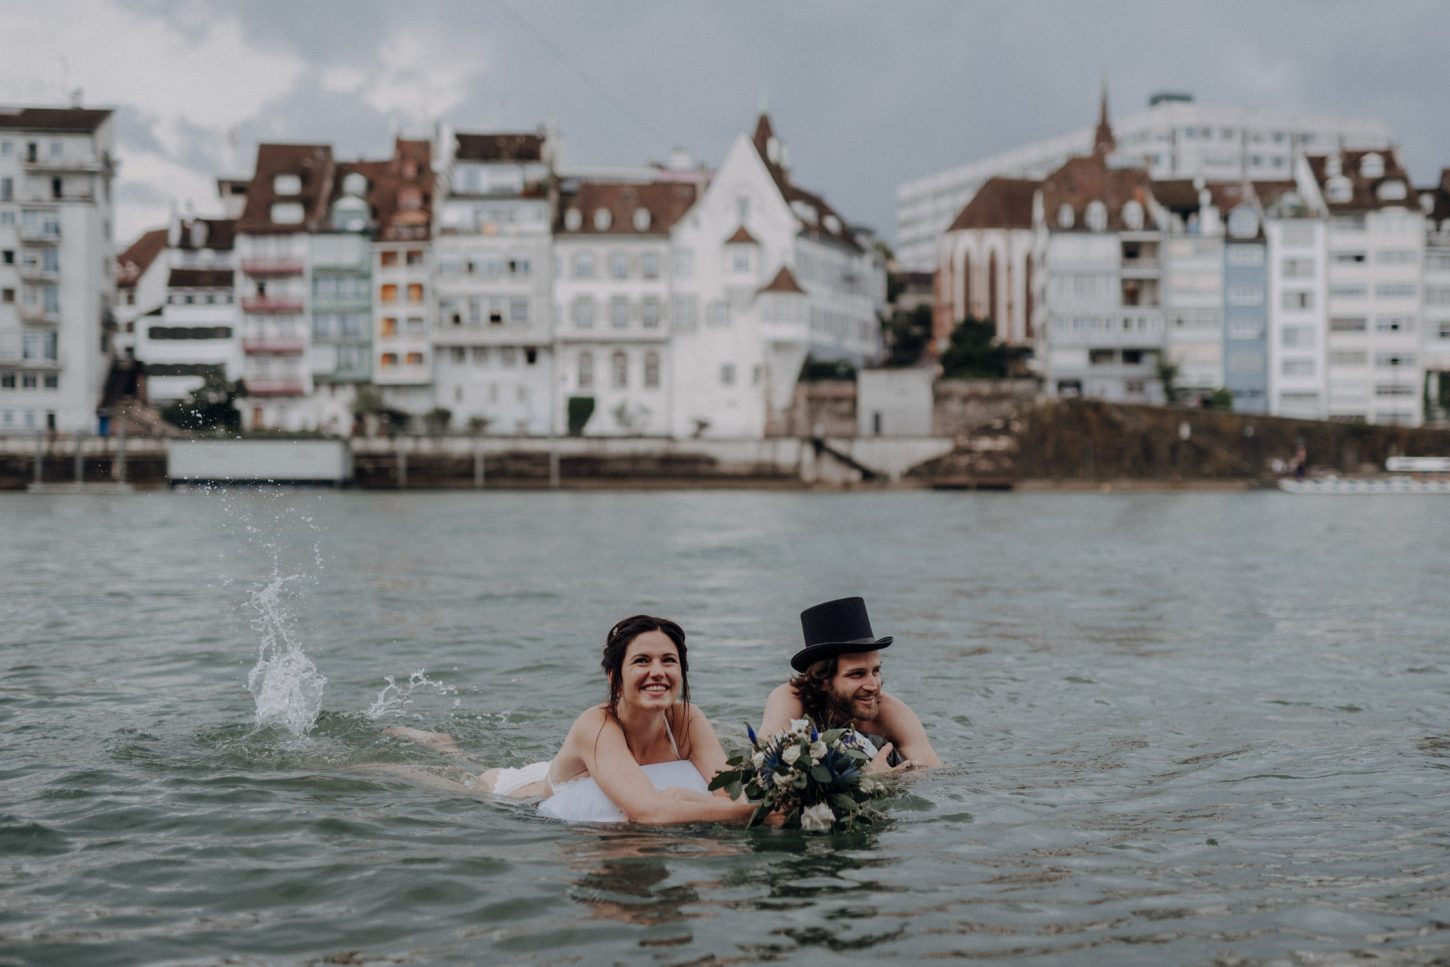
[371,139,437,409]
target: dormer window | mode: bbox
[271,201,304,224]
[1226,205,1260,239]
[632,208,651,231]
[593,208,612,231]
[1122,200,1144,231]
[1326,176,1353,204]
[1376,180,1407,201]
[1057,204,1075,229]
[1085,201,1108,233]
[398,186,422,211]
[342,171,368,197]
[1325,156,1342,179]
[1359,152,1385,179]
[564,208,583,231]
[790,200,815,224]
[823,214,842,234]
[274,173,302,196]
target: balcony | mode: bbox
[22,155,105,173]
[243,378,306,397]
[242,337,306,355]
[241,296,305,314]
[19,306,59,324]
[19,226,60,245]
[19,266,59,284]
[240,258,305,277]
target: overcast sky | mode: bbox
[3,0,1447,247]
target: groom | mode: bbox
[759,596,941,772]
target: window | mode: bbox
[1374,383,1415,397]
[578,351,594,390]
[1374,283,1416,299]
[1329,317,1367,333]
[1329,283,1367,300]
[571,298,595,329]
[1085,200,1107,232]
[706,301,728,327]
[609,253,629,279]
[632,208,651,232]
[731,248,751,273]
[572,252,595,279]
[273,173,301,195]
[1375,352,1414,368]
[643,351,660,388]
[1425,287,1450,306]
[406,283,424,303]
[380,317,397,337]
[640,252,659,279]
[1089,348,1115,365]
[509,298,529,324]
[1227,245,1263,266]
[405,352,424,366]
[640,297,660,328]
[720,362,735,386]
[380,353,398,367]
[1328,350,1366,366]
[1331,251,1366,264]
[610,297,629,328]
[380,284,398,303]
[1375,249,1416,265]
[1281,358,1315,377]
[594,208,613,231]
[1281,290,1313,310]
[1228,349,1264,373]
[1228,318,1263,339]
[1281,258,1315,279]
[501,347,517,367]
[1375,317,1412,334]
[564,209,582,231]
[611,351,628,389]
[406,249,425,266]
[1280,325,1315,349]
[1228,284,1264,306]
[270,202,304,223]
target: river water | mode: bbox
[2,489,1448,965]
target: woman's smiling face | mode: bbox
[618,629,681,709]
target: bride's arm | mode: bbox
[581,709,759,826]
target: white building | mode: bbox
[0,107,116,434]
[135,217,239,405]
[552,178,697,436]
[369,138,435,418]
[432,128,555,435]
[1423,170,1450,425]
[898,91,1395,271]
[234,144,331,431]
[114,227,168,358]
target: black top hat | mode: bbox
[791,597,893,672]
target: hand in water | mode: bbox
[866,742,918,776]
[384,725,462,756]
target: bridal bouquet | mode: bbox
[709,718,891,831]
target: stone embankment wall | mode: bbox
[771,378,1037,439]
[908,398,1450,486]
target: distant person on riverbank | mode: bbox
[759,597,941,772]
[390,615,773,825]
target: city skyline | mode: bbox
[2,0,1447,247]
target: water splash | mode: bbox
[245,569,327,736]
[365,670,458,720]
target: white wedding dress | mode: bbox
[488,718,709,824]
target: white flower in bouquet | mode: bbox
[788,718,811,735]
[751,751,766,768]
[808,740,827,761]
[781,745,801,765]
[799,802,836,832]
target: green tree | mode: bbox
[161,371,243,432]
[1156,353,1181,405]
[423,406,452,435]
[798,356,857,381]
[938,316,1026,379]
[880,304,933,367]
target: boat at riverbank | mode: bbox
[1278,456,1450,494]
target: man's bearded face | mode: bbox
[828,651,883,723]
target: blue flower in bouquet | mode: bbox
[709,717,892,831]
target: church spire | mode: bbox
[1093,81,1116,158]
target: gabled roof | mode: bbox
[1305,149,1416,213]
[173,217,236,252]
[947,177,1038,232]
[725,224,758,245]
[555,180,698,236]
[1039,154,1154,231]
[759,265,806,295]
[371,139,434,240]
[749,112,863,253]
[0,107,111,132]
[167,268,233,288]
[237,143,335,233]
[116,228,168,287]
[455,132,545,163]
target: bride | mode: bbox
[394,615,767,826]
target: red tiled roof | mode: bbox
[237,143,335,233]
[759,265,806,295]
[1040,154,1154,231]
[372,139,435,240]
[555,180,698,236]
[168,268,233,288]
[725,224,758,244]
[749,113,863,253]
[1305,150,1416,213]
[947,177,1038,232]
[116,228,167,287]
[455,132,544,163]
[0,107,111,132]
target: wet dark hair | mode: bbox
[789,656,853,729]
[599,615,692,754]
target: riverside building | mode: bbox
[898,91,1395,272]
[0,106,116,434]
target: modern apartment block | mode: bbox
[0,107,115,433]
[369,139,435,416]
[898,91,1395,272]
[137,217,239,406]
